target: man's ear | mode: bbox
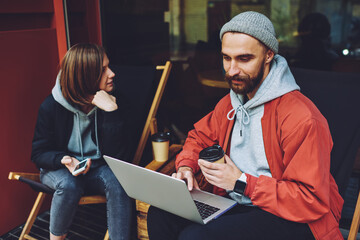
[265,49,275,64]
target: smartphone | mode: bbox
[72,159,89,176]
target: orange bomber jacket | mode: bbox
[176,90,344,240]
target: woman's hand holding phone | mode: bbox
[61,156,92,176]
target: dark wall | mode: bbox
[66,0,102,46]
[0,0,60,235]
[101,0,170,66]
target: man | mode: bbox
[147,11,343,240]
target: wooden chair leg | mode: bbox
[136,200,150,240]
[104,229,109,240]
[348,190,360,240]
[19,192,46,240]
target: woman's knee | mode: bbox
[57,176,81,190]
[98,166,118,183]
[99,166,125,193]
[41,169,83,192]
[53,176,83,202]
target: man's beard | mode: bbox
[225,62,265,95]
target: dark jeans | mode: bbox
[41,165,132,239]
[147,205,315,240]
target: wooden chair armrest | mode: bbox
[8,172,40,182]
[144,144,182,171]
[136,200,151,212]
[79,195,107,205]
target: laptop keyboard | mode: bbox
[194,200,220,219]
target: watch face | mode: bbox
[234,180,246,195]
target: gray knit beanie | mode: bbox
[220,11,278,54]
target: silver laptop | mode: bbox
[104,155,237,224]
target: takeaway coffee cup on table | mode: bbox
[199,144,225,164]
[151,132,171,162]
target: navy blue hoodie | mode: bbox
[31,73,134,170]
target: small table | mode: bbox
[197,69,229,89]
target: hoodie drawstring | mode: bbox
[227,105,250,136]
[75,112,84,160]
[94,109,100,157]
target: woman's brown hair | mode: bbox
[60,43,106,107]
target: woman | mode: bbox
[31,43,132,240]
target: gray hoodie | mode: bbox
[227,55,300,204]
[52,73,102,164]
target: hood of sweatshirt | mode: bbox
[52,72,89,114]
[52,72,101,161]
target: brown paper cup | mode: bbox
[151,132,171,162]
[213,156,225,164]
[152,141,169,162]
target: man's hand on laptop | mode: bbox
[172,166,200,191]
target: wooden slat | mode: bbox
[19,192,46,240]
[136,200,151,213]
[348,190,360,240]
[132,61,172,166]
[78,195,106,205]
[23,234,37,240]
[159,159,176,175]
[149,118,158,135]
[137,212,149,240]
[144,144,182,172]
[145,160,167,172]
[104,230,109,240]
[8,172,40,182]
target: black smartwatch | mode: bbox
[233,179,247,195]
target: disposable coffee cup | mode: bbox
[199,144,225,164]
[151,132,171,162]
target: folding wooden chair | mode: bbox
[8,61,172,240]
[8,172,109,240]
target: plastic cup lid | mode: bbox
[199,144,225,162]
[151,132,171,142]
